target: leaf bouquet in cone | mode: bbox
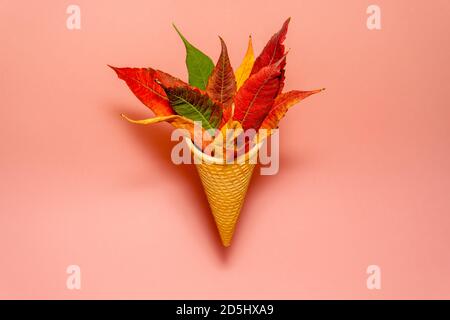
[110,18,323,247]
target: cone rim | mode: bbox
[184,137,262,165]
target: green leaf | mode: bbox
[160,85,222,130]
[173,24,215,90]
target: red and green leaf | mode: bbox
[233,58,285,130]
[206,37,236,110]
[251,18,290,94]
[260,89,324,130]
[159,85,222,130]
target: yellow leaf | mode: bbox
[122,114,179,125]
[235,36,255,90]
[213,119,243,149]
[121,113,205,147]
[203,119,243,160]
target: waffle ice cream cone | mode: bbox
[185,138,260,247]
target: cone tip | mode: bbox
[222,240,232,247]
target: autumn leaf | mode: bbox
[206,37,236,110]
[122,113,191,127]
[233,58,285,130]
[154,69,189,89]
[110,66,174,116]
[235,36,255,90]
[159,84,222,131]
[173,24,215,90]
[112,20,324,157]
[204,120,243,160]
[121,113,205,149]
[251,18,290,94]
[260,89,324,131]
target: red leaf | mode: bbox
[233,58,284,130]
[260,89,324,130]
[110,66,189,116]
[154,69,187,89]
[251,18,290,94]
[206,37,236,110]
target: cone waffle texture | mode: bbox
[195,161,256,247]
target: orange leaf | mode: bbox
[110,66,172,116]
[260,89,324,131]
[110,66,189,117]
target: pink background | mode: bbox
[1,0,450,299]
